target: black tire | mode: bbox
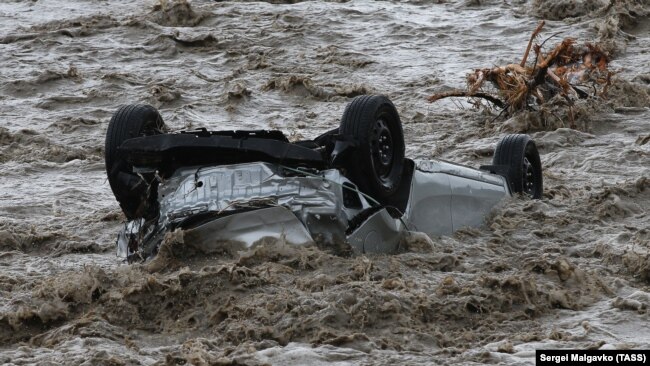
[493,134,543,199]
[105,104,166,219]
[339,95,405,199]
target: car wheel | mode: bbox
[105,104,167,219]
[339,95,405,199]
[493,134,543,199]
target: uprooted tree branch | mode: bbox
[428,21,613,123]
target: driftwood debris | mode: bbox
[428,21,612,115]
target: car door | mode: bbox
[404,162,453,237]
[448,175,507,231]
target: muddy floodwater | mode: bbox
[0,0,649,364]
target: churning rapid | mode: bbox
[0,0,648,364]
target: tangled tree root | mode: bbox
[428,21,612,126]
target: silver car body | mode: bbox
[117,159,510,259]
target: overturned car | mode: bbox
[105,95,543,262]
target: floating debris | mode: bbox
[428,21,612,120]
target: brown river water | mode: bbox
[0,0,648,364]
